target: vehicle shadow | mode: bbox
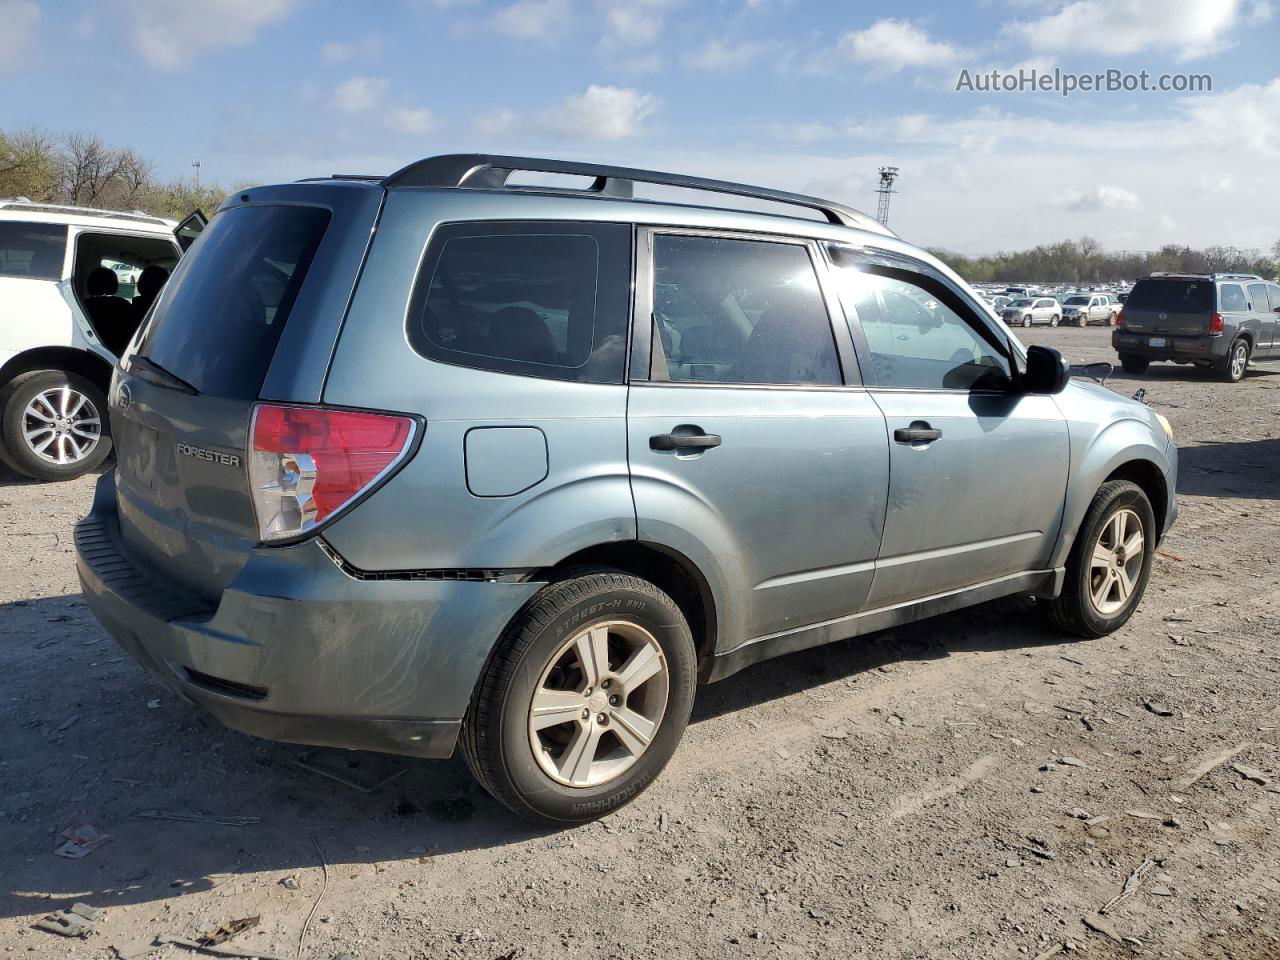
[0,589,1063,923]
[1176,438,1280,500]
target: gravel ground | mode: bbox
[2,325,1279,959]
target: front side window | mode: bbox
[407,221,630,384]
[833,261,1011,391]
[1219,283,1247,312]
[0,222,66,279]
[1247,282,1271,312]
[650,233,841,386]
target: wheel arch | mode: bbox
[0,346,116,396]
[1103,458,1168,540]
[532,541,719,675]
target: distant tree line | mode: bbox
[0,128,243,221]
[926,236,1280,284]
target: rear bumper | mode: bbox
[1112,331,1224,362]
[75,470,543,759]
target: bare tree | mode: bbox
[59,132,129,206]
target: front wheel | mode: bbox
[1022,315,1032,327]
[461,569,696,823]
[1048,480,1155,638]
[0,369,112,482]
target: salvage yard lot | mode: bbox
[2,325,1279,959]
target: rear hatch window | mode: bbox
[135,204,330,399]
[1123,278,1212,335]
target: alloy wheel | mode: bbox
[1089,507,1144,616]
[1231,343,1247,380]
[22,387,102,466]
[527,620,670,788]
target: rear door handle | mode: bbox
[650,430,722,452]
[894,422,942,444]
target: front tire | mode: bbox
[0,369,111,482]
[1022,315,1032,327]
[461,569,696,824]
[1119,354,1149,374]
[1048,480,1155,638]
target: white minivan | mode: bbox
[0,200,203,480]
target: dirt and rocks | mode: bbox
[2,325,1279,959]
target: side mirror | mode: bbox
[1021,344,1070,394]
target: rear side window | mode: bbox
[135,204,330,399]
[407,221,631,384]
[0,222,66,279]
[1125,279,1212,313]
[650,234,841,386]
[1219,283,1247,312]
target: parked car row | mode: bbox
[976,291,1122,327]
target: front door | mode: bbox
[628,229,890,648]
[1247,282,1275,354]
[826,246,1071,609]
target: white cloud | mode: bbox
[473,108,518,136]
[389,107,436,134]
[0,0,39,72]
[488,0,570,39]
[539,84,659,139]
[1183,77,1280,154]
[332,76,389,113]
[1058,185,1141,211]
[1005,0,1245,61]
[686,38,771,71]
[838,19,964,72]
[123,0,299,70]
[321,34,380,62]
[597,0,681,48]
[1248,0,1274,23]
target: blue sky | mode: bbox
[4,0,1279,253]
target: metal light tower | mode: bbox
[192,160,201,187]
[875,166,899,227]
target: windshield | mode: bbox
[1009,299,1032,307]
[1064,296,1089,305]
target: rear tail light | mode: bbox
[248,404,416,542]
[1209,312,1224,333]
[1114,308,1124,327]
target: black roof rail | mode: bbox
[380,154,891,235]
[296,174,384,183]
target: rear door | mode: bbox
[827,246,1069,608]
[628,228,889,646]
[1217,282,1253,346]
[1247,282,1275,353]
[110,185,382,602]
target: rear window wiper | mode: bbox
[126,354,199,395]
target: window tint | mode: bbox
[1064,296,1089,305]
[1247,282,1270,312]
[135,204,330,399]
[1219,283,1247,312]
[1268,284,1280,311]
[650,234,840,386]
[1125,278,1211,313]
[0,222,66,279]
[408,222,630,384]
[834,265,1011,391]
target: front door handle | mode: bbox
[650,430,722,452]
[894,421,942,444]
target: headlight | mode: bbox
[1154,413,1174,439]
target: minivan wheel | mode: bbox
[1221,338,1249,382]
[1118,354,1149,374]
[461,569,696,823]
[1047,480,1155,639]
[0,370,112,482]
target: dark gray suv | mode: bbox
[76,155,1177,822]
[1113,272,1280,381]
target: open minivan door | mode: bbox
[173,209,208,252]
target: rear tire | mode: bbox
[1049,315,1059,327]
[0,369,112,482]
[1220,338,1249,382]
[461,568,696,824]
[1048,480,1155,639]
[1119,354,1149,374]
